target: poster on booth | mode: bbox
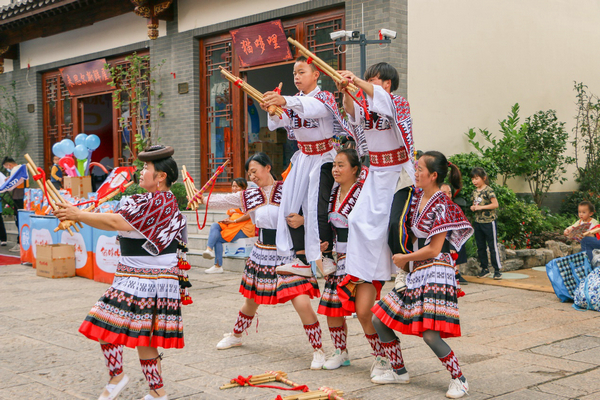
[60,223,94,280]
[30,216,59,269]
[93,229,120,284]
[18,210,34,265]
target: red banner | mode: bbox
[230,20,293,68]
[59,59,112,96]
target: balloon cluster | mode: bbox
[52,134,101,177]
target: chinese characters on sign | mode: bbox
[230,20,293,68]
[59,59,112,96]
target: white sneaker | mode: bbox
[0,241,6,246]
[9,244,19,253]
[370,355,391,378]
[323,348,350,370]
[216,333,242,350]
[202,248,215,259]
[371,369,410,384]
[276,258,313,278]
[205,265,223,274]
[98,374,130,400]
[310,348,326,370]
[446,377,469,398]
[394,269,408,291]
[321,257,337,276]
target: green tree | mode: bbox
[0,81,29,160]
[520,110,574,207]
[106,53,165,172]
[466,103,527,186]
[572,82,600,193]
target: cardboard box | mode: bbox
[30,215,60,269]
[64,176,92,198]
[36,244,76,279]
[259,127,287,143]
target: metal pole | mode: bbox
[359,33,367,78]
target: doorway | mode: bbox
[244,64,296,177]
[79,93,114,190]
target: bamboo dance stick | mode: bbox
[185,159,231,210]
[220,371,289,390]
[276,388,345,400]
[219,66,284,117]
[46,180,83,229]
[286,37,358,93]
[23,154,74,235]
[181,165,200,211]
[53,181,134,234]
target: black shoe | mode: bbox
[458,276,469,285]
[477,269,491,278]
[493,272,502,280]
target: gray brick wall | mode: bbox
[345,0,408,98]
[1,0,406,179]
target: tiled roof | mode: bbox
[0,0,65,22]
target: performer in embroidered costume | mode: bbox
[309,148,388,376]
[261,56,354,276]
[336,63,416,307]
[55,145,188,400]
[198,153,326,369]
[371,151,473,399]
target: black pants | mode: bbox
[13,199,23,244]
[289,162,334,255]
[0,214,6,242]
[388,186,414,255]
[474,220,501,272]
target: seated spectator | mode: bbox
[564,201,598,237]
[203,178,255,274]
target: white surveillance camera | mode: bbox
[379,28,397,39]
[330,30,353,40]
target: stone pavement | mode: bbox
[2,259,600,400]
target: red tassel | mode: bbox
[457,289,465,298]
[178,258,191,270]
[450,252,459,261]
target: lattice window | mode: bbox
[204,41,234,183]
[306,18,344,103]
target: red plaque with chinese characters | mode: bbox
[59,59,112,96]
[230,20,293,68]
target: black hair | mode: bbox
[336,148,361,178]
[469,167,489,184]
[579,201,596,214]
[296,55,318,72]
[364,62,400,92]
[153,157,178,187]
[245,152,277,180]
[421,151,462,191]
[233,177,248,190]
[2,156,15,165]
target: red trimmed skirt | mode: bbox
[79,263,184,349]
[372,262,461,338]
[318,274,352,317]
[337,274,385,313]
[240,242,319,304]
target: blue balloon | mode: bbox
[75,133,88,146]
[73,144,88,160]
[52,142,66,158]
[85,134,101,151]
[61,139,75,155]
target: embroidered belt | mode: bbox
[119,237,178,257]
[335,227,348,243]
[259,228,277,246]
[297,138,334,155]
[369,147,409,167]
